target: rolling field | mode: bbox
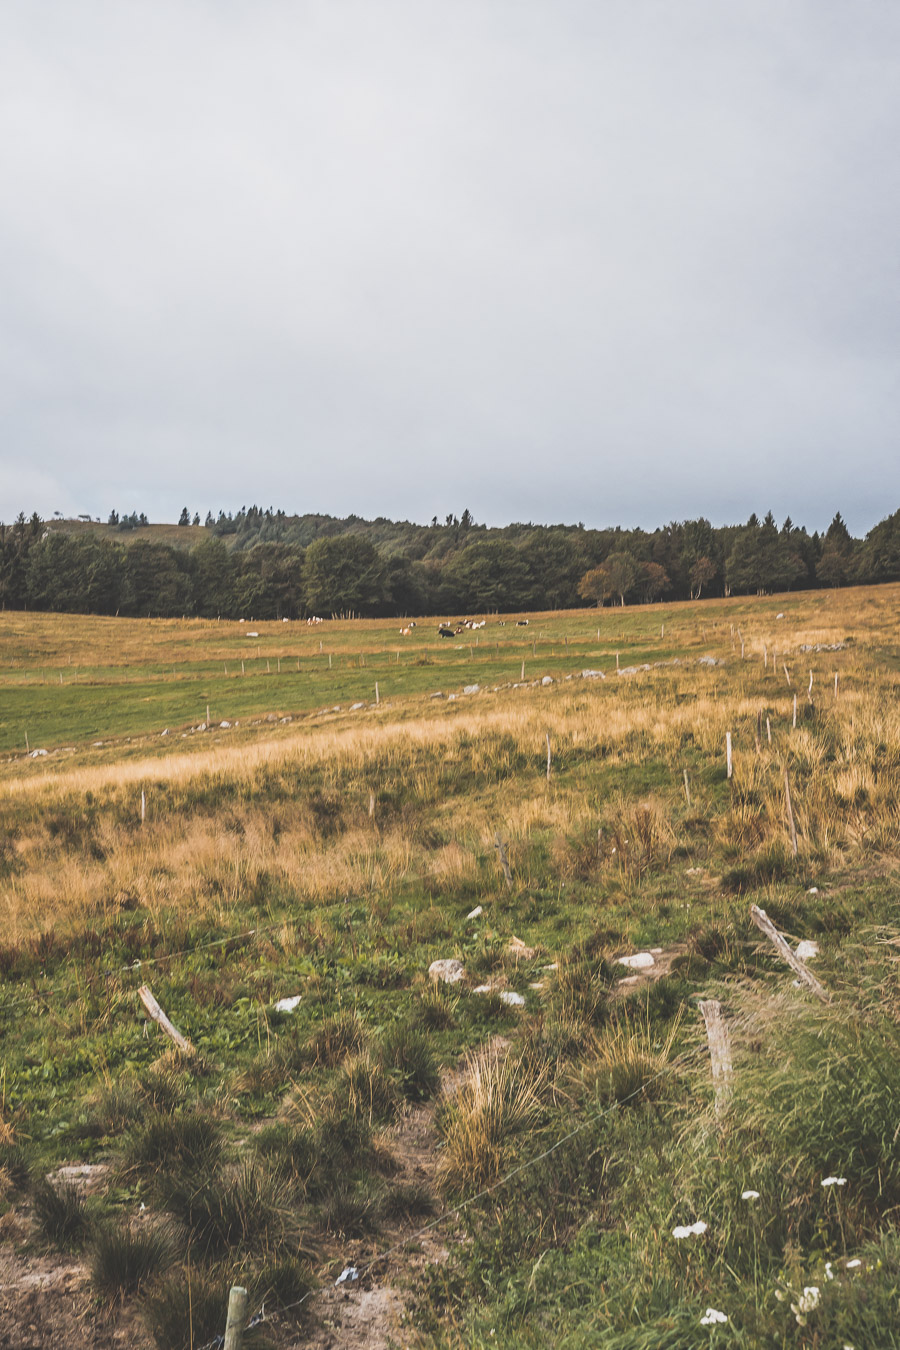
[0,587,899,1348]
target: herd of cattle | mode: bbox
[434,618,529,638]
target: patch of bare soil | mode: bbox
[0,1240,151,1350]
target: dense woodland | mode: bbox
[1,505,898,620]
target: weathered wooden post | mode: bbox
[616,651,620,674]
[493,833,513,889]
[683,769,691,807]
[766,716,772,744]
[545,732,551,782]
[834,671,838,698]
[783,662,791,686]
[375,681,380,705]
[141,790,146,824]
[726,732,733,779]
[807,670,813,704]
[792,693,797,728]
[223,1285,249,1350]
[138,986,195,1055]
[698,1000,732,1116]
[749,905,829,1002]
[521,660,525,680]
[368,791,375,818]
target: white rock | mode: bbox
[616,951,655,970]
[463,684,480,695]
[776,612,784,619]
[29,749,48,757]
[273,995,301,1013]
[350,702,365,711]
[498,990,526,1007]
[541,675,553,686]
[795,940,819,960]
[430,691,444,699]
[581,669,605,679]
[807,886,819,894]
[467,906,484,919]
[429,958,466,985]
[219,721,231,728]
[160,729,169,736]
[246,631,259,637]
[473,983,493,994]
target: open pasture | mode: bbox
[0,585,899,1348]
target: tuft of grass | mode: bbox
[124,1111,222,1180]
[436,1047,548,1195]
[90,1220,177,1301]
[305,1010,367,1066]
[32,1177,95,1250]
[414,980,459,1030]
[341,1054,398,1125]
[579,1006,684,1108]
[377,1021,440,1102]
[160,1157,297,1257]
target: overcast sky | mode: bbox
[1,2,898,536]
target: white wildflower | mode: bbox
[741,1189,760,1200]
[700,1308,728,1325]
[822,1176,847,1187]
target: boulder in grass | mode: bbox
[429,958,466,985]
[498,990,526,1007]
[507,936,537,961]
[273,995,301,1013]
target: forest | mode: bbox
[1,504,898,620]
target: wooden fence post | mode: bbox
[223,1285,249,1350]
[683,769,691,808]
[698,999,732,1115]
[792,693,797,728]
[726,732,733,779]
[783,662,791,687]
[493,833,513,889]
[545,732,552,782]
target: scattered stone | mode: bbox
[796,940,820,960]
[581,669,606,679]
[498,990,526,1007]
[507,936,537,961]
[29,749,48,757]
[807,886,819,894]
[273,995,302,1013]
[616,951,655,970]
[698,656,719,666]
[448,693,457,700]
[246,631,259,637]
[776,612,784,619]
[430,691,444,699]
[541,962,559,971]
[467,905,484,919]
[617,975,642,987]
[429,958,466,985]
[463,684,480,695]
[219,721,231,728]
[350,702,365,711]
[160,729,169,736]
[541,675,553,686]
[528,980,545,991]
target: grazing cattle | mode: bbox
[516,619,529,626]
[438,625,455,638]
[400,627,412,636]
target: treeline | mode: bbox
[1,506,899,619]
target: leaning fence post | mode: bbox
[698,999,732,1116]
[223,1285,249,1350]
[726,732,733,780]
[749,905,830,1002]
[683,768,691,808]
[545,732,552,782]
